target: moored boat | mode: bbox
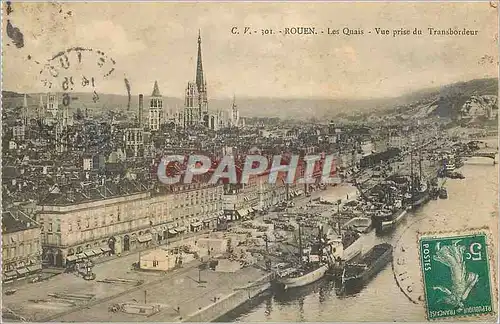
[438,187,448,199]
[448,171,465,179]
[445,163,455,172]
[371,201,407,234]
[341,243,393,292]
[326,228,363,277]
[274,263,329,290]
[410,182,430,210]
[379,208,407,232]
[274,223,331,290]
[342,217,372,234]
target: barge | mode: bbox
[341,243,393,292]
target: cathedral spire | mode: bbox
[151,80,161,97]
[196,30,204,93]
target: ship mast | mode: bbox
[318,224,323,261]
[298,223,303,267]
[410,148,415,204]
[264,234,271,271]
[418,147,423,182]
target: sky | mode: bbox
[2,2,498,99]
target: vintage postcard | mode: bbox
[1,1,498,323]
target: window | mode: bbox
[153,260,158,267]
[48,223,53,232]
[57,223,61,232]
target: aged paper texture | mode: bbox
[1,1,498,322]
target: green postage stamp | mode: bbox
[419,232,494,320]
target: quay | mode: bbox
[3,248,272,322]
[3,184,355,323]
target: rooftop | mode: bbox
[2,208,39,234]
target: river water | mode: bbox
[221,157,498,322]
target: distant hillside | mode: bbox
[433,78,498,118]
[2,91,26,98]
[2,78,497,120]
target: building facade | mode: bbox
[149,81,163,131]
[36,183,223,268]
[124,127,145,158]
[2,209,42,283]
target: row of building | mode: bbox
[2,159,316,282]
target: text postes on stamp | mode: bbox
[419,233,493,320]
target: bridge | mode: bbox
[461,151,498,160]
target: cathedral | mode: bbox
[133,32,242,134]
[178,31,238,131]
[182,31,209,128]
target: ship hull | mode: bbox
[326,235,363,278]
[372,208,406,234]
[410,191,430,210]
[342,244,393,292]
[380,209,407,232]
[343,238,363,262]
[275,264,328,290]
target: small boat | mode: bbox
[319,197,335,205]
[448,171,465,179]
[342,217,372,234]
[438,187,448,199]
[341,243,393,292]
[4,289,17,295]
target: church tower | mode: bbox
[196,30,208,115]
[149,81,163,131]
[230,95,240,128]
[184,82,199,127]
[184,31,209,128]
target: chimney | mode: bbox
[138,94,144,127]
